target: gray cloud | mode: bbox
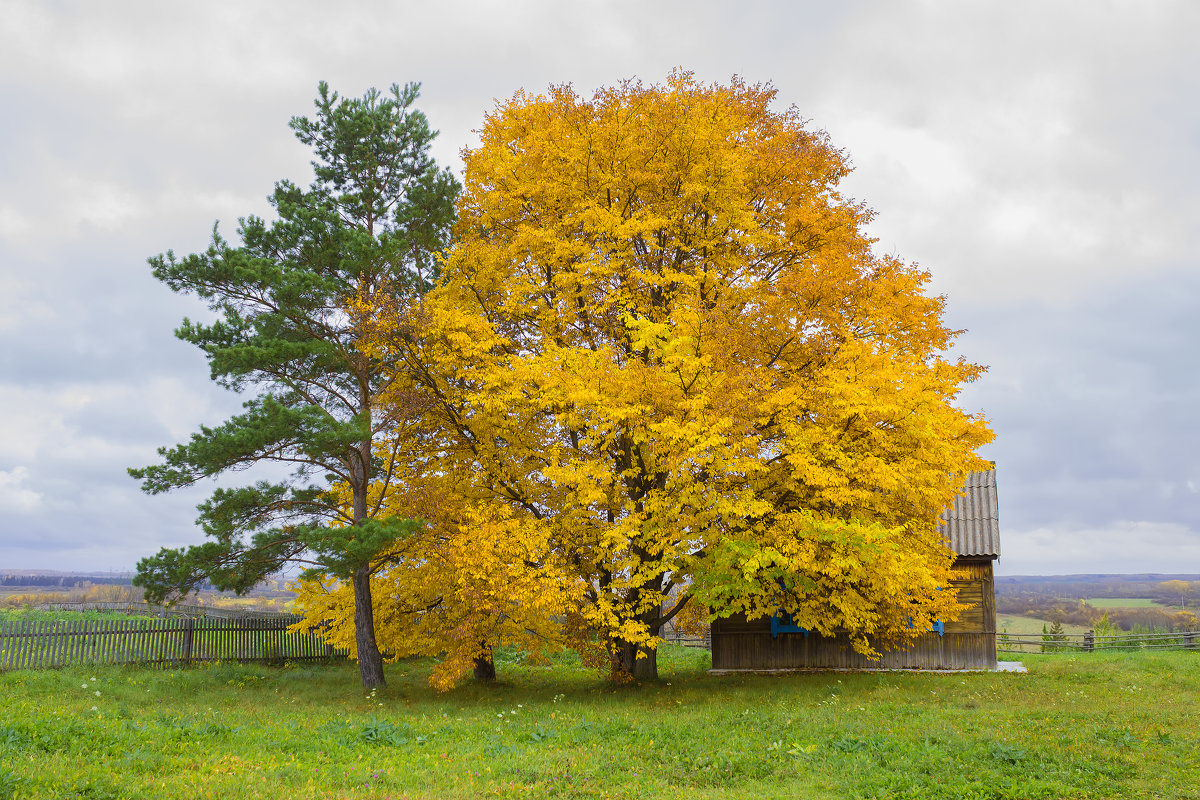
[1,0,1196,576]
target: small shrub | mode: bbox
[359,718,411,746]
[988,741,1026,764]
[1040,619,1067,652]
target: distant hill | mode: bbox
[0,569,134,579]
[997,574,1200,584]
[0,572,135,588]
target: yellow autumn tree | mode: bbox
[367,71,993,681]
[292,386,584,691]
[294,496,583,691]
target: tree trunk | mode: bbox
[473,644,497,682]
[349,417,386,689]
[615,636,658,682]
[609,578,662,683]
[352,565,386,688]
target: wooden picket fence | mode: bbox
[0,616,344,671]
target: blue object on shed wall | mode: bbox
[771,612,808,638]
[905,617,946,636]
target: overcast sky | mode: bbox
[1,0,1196,577]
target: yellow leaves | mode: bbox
[344,72,995,676]
[739,547,790,580]
[687,511,969,658]
[293,494,585,691]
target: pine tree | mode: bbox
[129,82,459,687]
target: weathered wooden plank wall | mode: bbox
[712,623,998,670]
[711,558,998,671]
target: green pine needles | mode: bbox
[129,82,459,688]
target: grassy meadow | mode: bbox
[0,583,297,614]
[1084,598,1162,609]
[996,615,1091,637]
[2,645,1198,800]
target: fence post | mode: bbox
[1083,630,1094,652]
[182,617,195,665]
[1186,632,1196,650]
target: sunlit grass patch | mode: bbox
[1085,598,1160,608]
[997,614,1091,636]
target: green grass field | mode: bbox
[1085,598,1161,609]
[2,646,1198,799]
[996,615,1092,636]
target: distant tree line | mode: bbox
[0,575,134,588]
[0,575,239,593]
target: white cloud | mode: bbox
[0,466,42,513]
[0,379,234,466]
[0,271,54,333]
[67,177,146,233]
[143,377,232,443]
[999,521,1200,576]
[802,1,1200,306]
[0,387,70,463]
[0,205,32,240]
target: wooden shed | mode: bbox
[710,469,1000,671]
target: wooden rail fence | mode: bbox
[997,629,1200,654]
[661,629,1199,656]
[0,617,344,671]
[661,631,711,649]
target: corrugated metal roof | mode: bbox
[940,469,1000,557]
